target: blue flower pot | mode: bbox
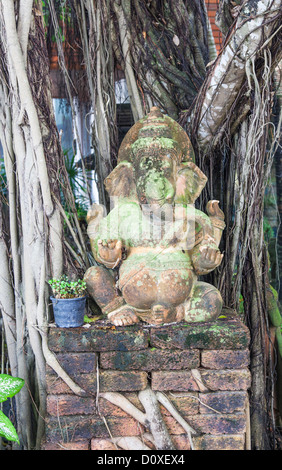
[51,296,86,327]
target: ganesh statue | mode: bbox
[84,107,225,326]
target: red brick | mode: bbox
[47,353,97,375]
[91,439,117,450]
[45,415,144,442]
[171,434,191,450]
[200,369,251,391]
[48,324,149,352]
[150,311,250,350]
[193,434,245,450]
[151,371,199,392]
[100,349,200,371]
[46,370,148,395]
[199,391,248,414]
[161,414,193,435]
[47,394,96,416]
[43,440,89,450]
[159,392,199,416]
[201,350,249,369]
[98,394,144,418]
[100,370,148,391]
[189,413,246,435]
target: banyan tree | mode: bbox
[0,0,281,450]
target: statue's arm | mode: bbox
[190,207,223,275]
[87,204,123,269]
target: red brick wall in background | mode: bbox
[206,0,222,52]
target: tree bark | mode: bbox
[0,0,73,448]
[190,0,282,154]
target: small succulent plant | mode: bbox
[48,275,86,299]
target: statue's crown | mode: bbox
[117,107,195,163]
[137,107,173,139]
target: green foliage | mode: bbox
[0,157,7,200]
[0,374,24,444]
[48,274,86,299]
[62,149,90,221]
[42,0,72,41]
[263,217,274,242]
[266,285,282,327]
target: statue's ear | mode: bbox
[104,161,137,199]
[175,162,207,204]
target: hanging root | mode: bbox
[100,386,197,450]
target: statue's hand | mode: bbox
[97,239,123,269]
[87,204,105,241]
[196,246,223,273]
[87,203,105,224]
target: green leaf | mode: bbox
[0,410,19,444]
[0,374,25,403]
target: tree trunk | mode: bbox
[0,0,84,448]
[1,0,282,450]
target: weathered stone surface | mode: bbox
[98,396,142,418]
[43,440,90,451]
[161,414,190,435]
[162,411,246,435]
[151,368,251,392]
[100,370,148,392]
[199,391,248,414]
[46,370,148,395]
[193,434,245,450]
[45,416,93,442]
[84,107,225,327]
[200,369,251,391]
[91,439,117,451]
[201,349,249,369]
[46,353,97,376]
[46,369,96,395]
[189,412,246,435]
[47,394,96,416]
[151,371,199,391]
[171,435,191,450]
[150,314,250,350]
[46,416,143,442]
[100,348,200,371]
[48,324,149,352]
[160,392,199,416]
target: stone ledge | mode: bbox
[149,315,250,350]
[48,324,149,352]
[47,309,250,353]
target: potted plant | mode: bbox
[48,275,87,327]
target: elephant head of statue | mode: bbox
[105,107,207,213]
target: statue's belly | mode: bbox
[119,251,195,310]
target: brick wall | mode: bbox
[43,308,251,451]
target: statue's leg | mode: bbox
[183,281,223,323]
[84,266,124,314]
[84,266,139,326]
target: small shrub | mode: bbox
[48,275,86,299]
